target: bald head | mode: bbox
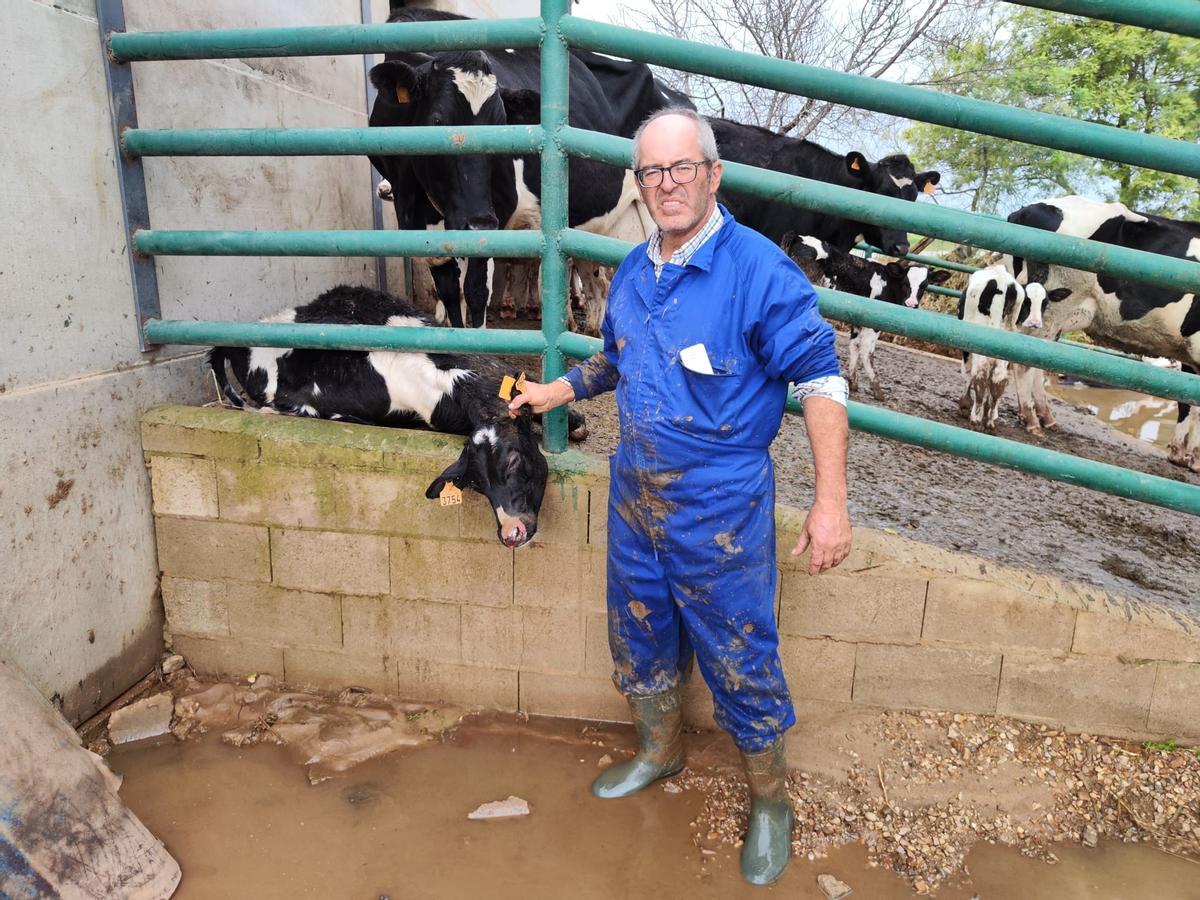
[632,109,719,169]
[631,109,724,255]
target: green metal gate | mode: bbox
[101,0,1200,516]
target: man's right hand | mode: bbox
[509,378,575,416]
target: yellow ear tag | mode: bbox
[515,372,528,394]
[848,157,862,171]
[923,181,937,195]
[395,85,411,104]
[498,375,517,401]
[439,483,463,507]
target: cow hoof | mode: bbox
[1167,445,1187,465]
[871,385,885,401]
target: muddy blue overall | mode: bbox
[564,207,840,753]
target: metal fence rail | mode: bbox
[559,127,1200,295]
[124,125,545,157]
[1004,0,1200,37]
[104,0,1200,518]
[557,17,1200,180]
[134,229,545,258]
[107,17,543,60]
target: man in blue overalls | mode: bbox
[511,109,852,886]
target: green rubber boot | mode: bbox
[591,689,685,799]
[740,741,794,886]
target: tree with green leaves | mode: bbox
[905,10,1200,217]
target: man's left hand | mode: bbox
[791,502,852,575]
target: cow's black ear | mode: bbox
[929,269,953,284]
[845,151,869,179]
[425,448,471,499]
[370,60,420,105]
[916,170,941,193]
[500,88,542,125]
[884,261,906,277]
[1047,287,1072,303]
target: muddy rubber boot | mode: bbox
[740,741,794,886]
[591,689,684,799]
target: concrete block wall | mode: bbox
[146,406,1200,744]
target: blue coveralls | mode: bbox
[564,206,840,753]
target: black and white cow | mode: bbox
[784,234,951,399]
[709,117,940,258]
[207,286,587,548]
[367,8,655,329]
[956,264,1069,430]
[1005,195,1200,469]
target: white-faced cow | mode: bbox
[367,8,655,329]
[207,286,587,548]
[1005,195,1200,470]
[708,117,940,258]
[784,234,950,399]
[956,264,1069,431]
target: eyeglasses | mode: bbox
[634,159,712,188]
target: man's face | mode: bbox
[635,116,723,239]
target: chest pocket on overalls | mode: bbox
[673,345,744,439]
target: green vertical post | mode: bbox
[540,0,571,452]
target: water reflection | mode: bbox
[1046,374,1179,450]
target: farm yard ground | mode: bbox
[106,687,1200,899]
[558,331,1199,615]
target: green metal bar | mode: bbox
[559,228,1200,404]
[802,399,1200,517]
[134,229,544,258]
[558,16,1200,180]
[927,285,962,299]
[819,287,1200,404]
[554,326,1200,516]
[124,126,544,157]
[144,319,547,353]
[1004,0,1200,37]
[854,243,980,274]
[556,330,602,361]
[559,228,629,267]
[540,0,570,453]
[108,17,543,61]
[559,127,1200,294]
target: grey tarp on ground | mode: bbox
[0,658,180,899]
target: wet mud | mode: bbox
[107,705,1200,899]
[567,335,1198,613]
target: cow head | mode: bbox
[1017,283,1071,329]
[844,152,939,257]
[370,52,526,234]
[879,262,951,308]
[424,414,548,549]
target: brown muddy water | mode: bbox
[1046,374,1182,452]
[109,714,1199,899]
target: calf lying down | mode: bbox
[207,285,587,548]
[784,234,950,399]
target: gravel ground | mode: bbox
[563,332,1198,614]
[676,707,1200,894]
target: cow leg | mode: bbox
[1168,401,1200,471]
[987,360,1010,431]
[847,327,861,394]
[1032,369,1057,430]
[967,356,993,428]
[1011,364,1043,435]
[858,328,884,400]
[430,259,465,328]
[463,257,493,328]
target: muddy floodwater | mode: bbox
[109,713,1199,899]
[1046,373,1181,452]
